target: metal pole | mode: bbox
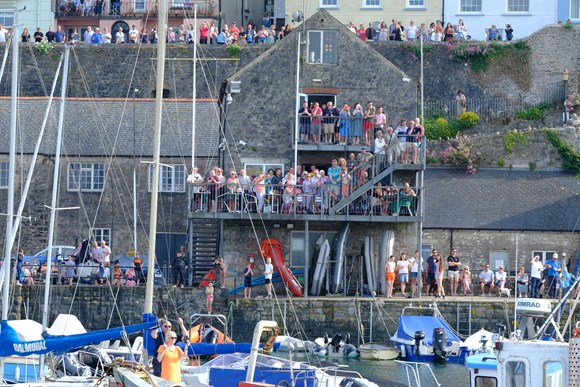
[146,0,168,314]
[192,4,197,168]
[293,32,301,181]
[417,33,425,298]
[304,220,309,298]
[40,44,70,382]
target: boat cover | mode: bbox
[394,316,460,346]
[0,313,157,357]
[209,367,315,387]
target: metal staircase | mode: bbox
[329,163,419,215]
[188,218,220,285]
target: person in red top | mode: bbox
[229,22,239,42]
[199,22,209,44]
[357,24,366,41]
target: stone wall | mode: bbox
[2,286,571,343]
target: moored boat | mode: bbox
[359,343,400,360]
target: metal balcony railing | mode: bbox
[55,0,217,18]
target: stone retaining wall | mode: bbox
[3,285,569,343]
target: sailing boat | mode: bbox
[0,36,157,384]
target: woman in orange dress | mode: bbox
[384,255,396,298]
[157,331,189,382]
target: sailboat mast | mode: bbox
[1,27,19,321]
[145,0,168,313]
[192,4,197,168]
[38,45,70,382]
[0,26,19,381]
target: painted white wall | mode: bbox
[0,0,55,32]
[444,0,557,40]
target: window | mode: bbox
[91,228,111,244]
[544,361,564,386]
[0,11,15,27]
[505,361,526,387]
[307,31,338,64]
[474,376,497,387]
[363,0,381,8]
[244,163,285,179]
[0,161,7,188]
[68,163,105,192]
[320,0,338,7]
[460,0,482,12]
[532,251,556,263]
[572,0,580,19]
[407,0,425,7]
[134,0,146,11]
[507,0,529,12]
[148,164,186,193]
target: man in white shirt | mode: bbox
[99,240,111,266]
[479,264,494,295]
[530,255,543,298]
[407,20,418,41]
[264,257,273,298]
[129,25,139,43]
[0,24,8,43]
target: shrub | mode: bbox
[543,129,580,175]
[498,158,505,167]
[528,162,536,172]
[503,129,528,153]
[425,117,452,140]
[226,43,242,58]
[457,112,480,129]
[35,41,53,55]
[440,134,482,175]
[516,103,551,121]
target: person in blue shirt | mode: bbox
[545,253,562,298]
[327,159,342,206]
[54,25,66,43]
[216,28,227,44]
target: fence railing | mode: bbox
[423,81,565,121]
[188,181,420,218]
[55,0,217,18]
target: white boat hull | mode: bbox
[359,343,400,360]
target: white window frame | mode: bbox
[307,30,338,65]
[0,10,15,27]
[320,0,338,8]
[571,0,580,19]
[507,0,529,13]
[459,0,482,13]
[0,161,7,188]
[148,164,186,193]
[406,0,425,8]
[90,228,111,244]
[67,163,105,192]
[244,163,285,179]
[363,0,381,9]
[134,0,146,11]
[532,250,557,264]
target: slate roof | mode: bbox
[423,168,580,232]
[0,98,219,158]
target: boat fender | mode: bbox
[400,344,406,358]
[344,332,351,345]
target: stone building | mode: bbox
[0,10,578,293]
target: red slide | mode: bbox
[198,268,217,288]
[260,238,304,297]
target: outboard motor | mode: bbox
[432,328,447,363]
[413,330,425,356]
[202,328,219,344]
[330,333,343,353]
[78,346,112,375]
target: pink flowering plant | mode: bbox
[439,134,482,175]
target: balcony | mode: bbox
[55,0,218,19]
[187,155,425,223]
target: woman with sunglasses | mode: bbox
[158,331,189,382]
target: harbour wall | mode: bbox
[4,285,570,343]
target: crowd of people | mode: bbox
[349,18,514,42]
[383,248,572,299]
[188,155,419,217]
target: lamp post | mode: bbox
[563,68,570,122]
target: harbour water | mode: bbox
[290,353,468,386]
